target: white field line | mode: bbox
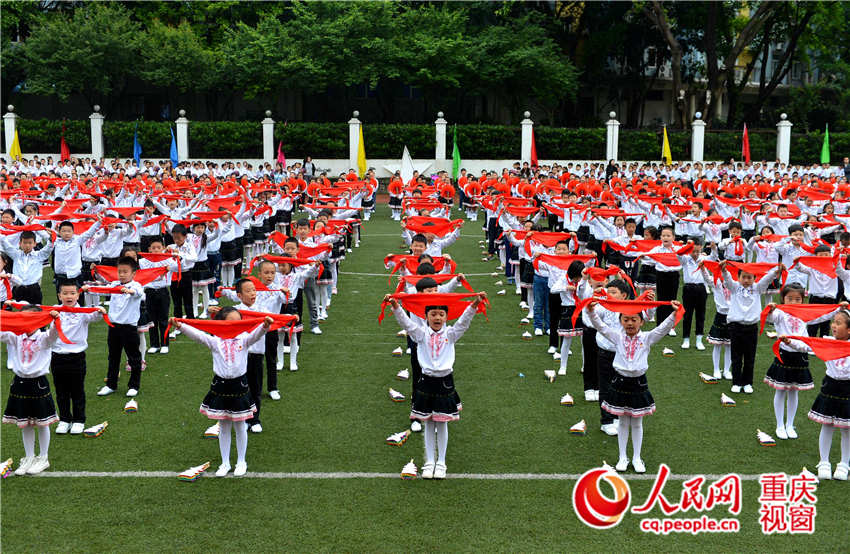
[29,470,763,481]
[340,271,505,277]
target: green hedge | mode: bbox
[6,119,850,164]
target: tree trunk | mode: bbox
[644,1,687,128]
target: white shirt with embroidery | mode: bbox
[178,322,267,379]
[588,307,678,377]
[392,305,476,377]
[1,326,59,378]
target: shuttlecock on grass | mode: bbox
[84,421,108,437]
[721,393,736,407]
[560,393,574,406]
[401,459,418,480]
[569,419,586,435]
[389,388,406,402]
[386,429,411,446]
[178,462,210,482]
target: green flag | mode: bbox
[821,123,830,164]
[451,125,461,180]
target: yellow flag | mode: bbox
[9,129,21,161]
[661,125,672,165]
[357,125,367,177]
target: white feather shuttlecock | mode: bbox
[396,368,410,381]
[569,419,586,435]
[203,422,220,439]
[401,459,418,480]
[84,421,108,437]
[699,372,719,384]
[544,369,556,383]
[388,388,406,402]
[757,429,776,447]
[178,462,210,482]
[385,429,411,446]
[560,393,574,406]
[391,347,403,357]
[721,393,736,407]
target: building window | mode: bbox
[645,47,659,68]
[791,62,801,80]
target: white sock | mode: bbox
[222,266,232,287]
[290,334,299,367]
[842,429,850,465]
[218,420,232,466]
[200,287,210,314]
[617,415,631,461]
[21,426,35,458]
[423,420,436,465]
[560,338,571,371]
[527,293,534,315]
[498,248,506,267]
[630,417,643,461]
[712,346,721,373]
[277,333,285,364]
[724,346,731,372]
[37,425,50,457]
[436,421,448,465]
[192,287,201,317]
[819,425,835,463]
[234,421,248,464]
[696,334,704,344]
[786,390,799,428]
[773,390,787,429]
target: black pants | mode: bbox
[265,331,279,392]
[597,348,617,425]
[487,217,499,255]
[728,322,758,387]
[581,328,599,392]
[655,270,680,325]
[408,339,422,397]
[246,353,264,425]
[681,283,707,338]
[808,295,835,338]
[13,283,42,305]
[106,323,142,391]
[548,292,562,349]
[170,272,193,318]
[145,287,171,348]
[51,352,86,423]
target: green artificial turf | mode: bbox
[1,205,847,551]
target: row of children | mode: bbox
[1,174,371,477]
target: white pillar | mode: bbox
[520,111,533,163]
[605,111,620,162]
[89,105,104,161]
[776,113,793,165]
[691,112,705,162]
[175,109,189,161]
[348,110,361,171]
[261,110,274,164]
[435,111,447,171]
[3,105,17,157]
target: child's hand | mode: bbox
[208,306,221,316]
[766,302,777,312]
[96,306,107,314]
[670,300,681,310]
[457,273,465,280]
[169,317,180,328]
[457,220,464,227]
[718,260,727,269]
[645,290,656,301]
[779,336,792,345]
[121,287,133,294]
[263,316,274,328]
[587,301,598,311]
[49,310,59,318]
[841,301,849,308]
[443,254,452,261]
[80,285,89,292]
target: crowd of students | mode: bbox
[0,164,375,476]
[2,155,850,483]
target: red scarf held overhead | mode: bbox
[384,255,457,282]
[378,292,488,323]
[6,302,113,327]
[502,206,540,219]
[638,243,694,268]
[0,311,72,344]
[572,298,685,327]
[403,216,463,238]
[532,254,596,273]
[701,260,783,284]
[84,285,130,295]
[248,255,322,280]
[393,274,474,294]
[759,304,842,335]
[584,265,636,293]
[296,242,332,260]
[237,310,299,335]
[788,256,838,279]
[0,224,56,241]
[92,265,170,287]
[602,239,663,254]
[772,335,850,364]
[141,214,169,227]
[105,206,145,218]
[166,317,270,340]
[215,276,289,300]
[523,232,576,256]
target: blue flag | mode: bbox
[170,126,179,167]
[133,122,142,167]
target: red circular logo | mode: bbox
[572,468,631,529]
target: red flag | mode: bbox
[60,120,70,162]
[277,140,286,166]
[530,126,538,167]
[741,123,751,165]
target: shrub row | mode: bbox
[7,120,849,165]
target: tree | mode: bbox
[1,1,44,108]
[20,3,141,112]
[644,0,688,128]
